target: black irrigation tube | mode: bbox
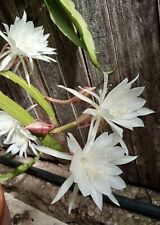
[0,156,160,219]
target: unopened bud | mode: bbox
[26,121,55,135]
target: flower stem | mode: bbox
[50,114,91,134]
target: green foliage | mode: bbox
[44,0,99,68]
[0,71,57,124]
[0,72,65,151]
[0,156,40,182]
[0,91,33,125]
[43,134,65,152]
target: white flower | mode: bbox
[4,125,38,157]
[0,111,19,142]
[0,110,38,157]
[0,11,56,84]
[35,129,137,212]
[58,74,154,138]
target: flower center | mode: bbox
[109,105,128,118]
[81,157,103,177]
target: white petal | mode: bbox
[58,85,98,108]
[19,142,28,157]
[51,175,74,204]
[137,107,154,116]
[34,145,72,160]
[91,187,103,210]
[71,162,91,197]
[6,144,19,155]
[113,155,137,165]
[79,86,100,101]
[0,50,11,60]
[92,176,111,195]
[119,137,128,155]
[104,165,123,176]
[106,147,126,161]
[22,11,27,21]
[129,74,139,86]
[130,98,146,110]
[0,30,9,42]
[29,142,38,156]
[94,132,119,149]
[0,54,13,70]
[108,193,120,206]
[83,108,97,116]
[112,118,144,130]
[67,133,82,154]
[109,120,123,137]
[3,23,9,33]
[28,57,34,72]
[130,87,145,96]
[68,184,79,214]
[109,176,126,190]
[88,117,101,141]
[4,125,17,144]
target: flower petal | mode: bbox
[51,175,74,204]
[0,54,13,70]
[113,155,137,165]
[137,107,154,116]
[83,108,97,116]
[91,187,103,210]
[112,118,144,130]
[35,145,72,160]
[108,193,120,206]
[58,85,98,108]
[92,176,111,195]
[79,86,100,101]
[68,184,79,214]
[108,176,126,190]
[0,30,9,42]
[67,133,82,154]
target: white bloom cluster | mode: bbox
[34,74,153,212]
[0,11,56,84]
[0,111,38,157]
[0,11,154,214]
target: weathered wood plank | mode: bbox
[0,0,159,187]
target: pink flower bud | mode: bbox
[26,122,55,135]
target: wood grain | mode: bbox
[0,0,159,187]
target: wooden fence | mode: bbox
[0,0,159,188]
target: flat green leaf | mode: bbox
[58,0,99,68]
[0,91,33,125]
[0,156,40,182]
[0,71,66,151]
[43,134,65,152]
[44,0,99,68]
[0,91,64,151]
[0,71,57,125]
[44,0,85,49]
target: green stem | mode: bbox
[0,155,40,182]
[50,114,91,134]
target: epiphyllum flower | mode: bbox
[59,74,154,138]
[0,11,56,84]
[35,125,137,212]
[0,111,19,141]
[4,125,38,157]
[0,111,38,157]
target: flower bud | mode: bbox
[26,122,55,135]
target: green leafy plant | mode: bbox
[44,0,99,68]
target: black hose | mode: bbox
[0,156,160,219]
